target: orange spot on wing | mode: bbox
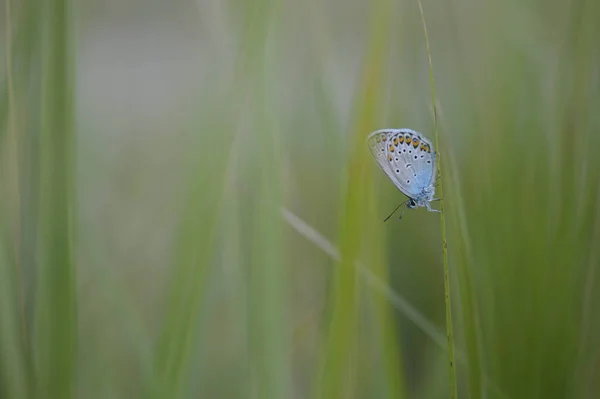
[399,136,405,144]
[388,154,393,161]
[412,137,420,148]
[393,137,398,146]
[388,145,395,153]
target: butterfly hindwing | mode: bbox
[388,129,436,198]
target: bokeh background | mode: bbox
[1,0,599,398]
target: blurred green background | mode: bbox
[1,0,599,398]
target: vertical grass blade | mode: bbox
[0,236,29,399]
[4,0,25,341]
[446,153,483,399]
[151,100,237,396]
[247,93,291,399]
[152,1,276,396]
[34,0,76,397]
[364,192,407,399]
[415,1,458,397]
[243,2,292,397]
[152,132,229,397]
[314,0,394,398]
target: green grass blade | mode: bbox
[34,0,76,397]
[151,106,235,397]
[152,1,276,396]
[446,151,484,399]
[313,1,395,397]
[0,236,29,399]
[415,1,458,397]
[364,192,407,399]
[247,103,291,399]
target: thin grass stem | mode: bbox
[416,1,458,398]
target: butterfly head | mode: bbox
[410,184,436,208]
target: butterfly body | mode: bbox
[367,128,440,218]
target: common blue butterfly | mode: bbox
[367,128,440,220]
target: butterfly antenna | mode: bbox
[383,201,407,222]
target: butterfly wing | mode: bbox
[388,129,436,195]
[367,129,402,187]
[413,133,436,189]
[368,128,436,199]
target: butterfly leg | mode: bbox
[425,202,442,214]
[397,201,409,220]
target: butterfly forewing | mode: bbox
[368,128,437,199]
[367,130,402,186]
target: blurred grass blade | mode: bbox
[152,0,276,396]
[151,98,238,396]
[282,207,445,346]
[313,0,394,397]
[363,191,406,399]
[0,0,43,145]
[247,98,291,399]
[245,2,292,396]
[152,134,229,396]
[5,0,44,350]
[34,0,76,397]
[0,236,29,399]
[445,149,484,399]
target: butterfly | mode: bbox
[367,128,441,220]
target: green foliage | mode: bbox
[0,0,599,398]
